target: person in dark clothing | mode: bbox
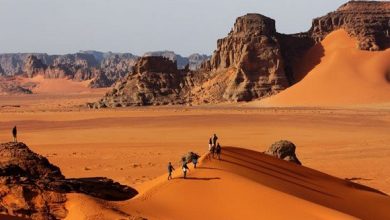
[216,143,222,160]
[182,162,190,179]
[211,144,216,158]
[212,134,218,146]
[192,155,199,168]
[167,162,175,180]
[12,126,17,143]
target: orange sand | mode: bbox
[257,29,390,106]
[65,147,390,220]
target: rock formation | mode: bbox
[0,142,67,219]
[310,1,390,51]
[265,140,302,165]
[22,55,47,78]
[93,56,191,108]
[202,14,290,101]
[0,142,137,219]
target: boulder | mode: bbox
[265,140,302,165]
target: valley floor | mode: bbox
[1,94,390,195]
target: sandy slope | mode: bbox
[256,29,390,106]
[64,147,390,220]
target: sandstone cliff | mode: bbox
[200,14,291,102]
[310,1,390,51]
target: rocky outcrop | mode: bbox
[0,142,138,219]
[200,14,291,102]
[310,1,390,51]
[0,142,66,219]
[93,56,191,108]
[265,140,302,165]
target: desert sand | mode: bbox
[1,101,390,219]
[256,29,390,106]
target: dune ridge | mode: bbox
[64,147,390,220]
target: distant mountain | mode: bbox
[143,50,210,70]
[0,51,209,88]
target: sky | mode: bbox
[0,0,349,56]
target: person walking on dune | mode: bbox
[182,162,190,179]
[192,155,199,168]
[208,138,213,159]
[216,143,222,160]
[167,162,175,180]
[212,134,218,147]
[12,126,17,143]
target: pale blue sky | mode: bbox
[0,0,348,56]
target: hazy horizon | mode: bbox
[0,0,349,56]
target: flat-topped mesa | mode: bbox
[93,56,190,108]
[310,1,390,51]
[203,13,289,102]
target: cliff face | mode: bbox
[202,14,290,101]
[310,1,390,51]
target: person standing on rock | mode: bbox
[12,126,17,143]
[216,143,222,160]
[167,162,175,180]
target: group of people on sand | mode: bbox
[209,134,222,160]
[167,133,222,180]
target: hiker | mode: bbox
[216,143,222,160]
[182,162,190,179]
[208,138,213,159]
[211,144,216,158]
[212,134,218,147]
[167,162,175,180]
[192,155,199,168]
[12,126,17,143]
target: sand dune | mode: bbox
[22,75,100,95]
[65,147,390,220]
[256,29,390,106]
